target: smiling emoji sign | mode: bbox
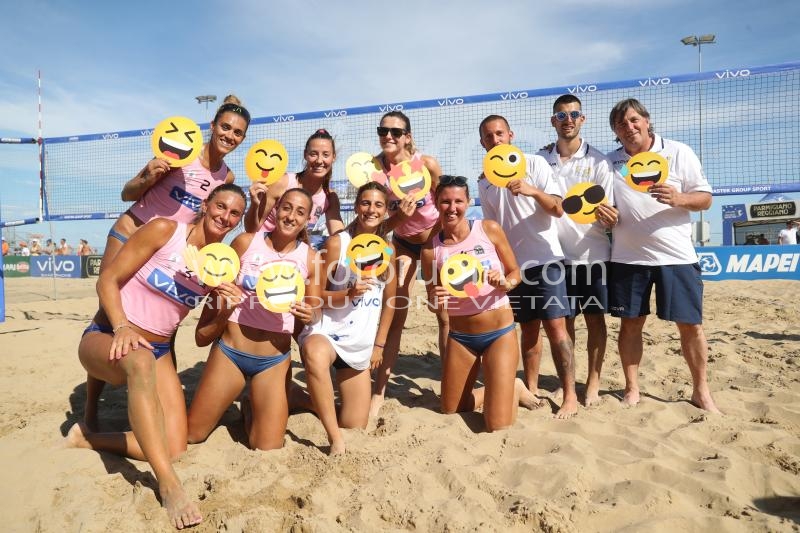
[344,234,392,277]
[620,151,669,192]
[245,139,289,185]
[183,243,240,288]
[345,152,385,188]
[151,116,203,168]
[387,159,431,202]
[483,144,526,188]
[441,253,484,298]
[562,182,607,224]
[255,261,305,313]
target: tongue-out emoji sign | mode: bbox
[441,253,484,298]
[151,116,203,168]
[620,151,669,193]
[245,139,289,185]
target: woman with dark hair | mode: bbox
[246,128,344,250]
[66,184,247,529]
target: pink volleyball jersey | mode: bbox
[432,220,509,317]
[128,157,229,224]
[261,173,330,232]
[381,153,438,238]
[120,222,208,336]
[229,234,310,334]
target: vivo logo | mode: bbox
[567,84,597,94]
[102,133,119,140]
[437,97,464,106]
[34,257,75,273]
[352,297,381,308]
[273,115,295,123]
[638,77,671,87]
[379,104,404,112]
[324,109,347,118]
[147,269,204,308]
[141,129,154,136]
[500,91,528,100]
[715,69,750,79]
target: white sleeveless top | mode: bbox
[299,231,385,370]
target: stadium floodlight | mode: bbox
[195,94,217,106]
[681,34,716,245]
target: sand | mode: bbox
[0,276,798,532]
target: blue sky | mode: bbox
[1,0,798,250]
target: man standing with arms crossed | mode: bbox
[538,95,618,407]
[606,98,719,413]
[478,115,578,418]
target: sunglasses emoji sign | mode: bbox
[563,183,608,224]
[386,158,431,202]
[441,253,484,298]
[245,139,289,185]
[151,116,203,168]
[183,243,240,288]
[483,145,526,188]
[255,261,306,313]
[345,152,385,188]
[620,152,669,192]
[344,234,392,278]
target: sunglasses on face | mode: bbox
[438,175,468,187]
[377,126,407,138]
[553,110,583,122]
[562,185,605,215]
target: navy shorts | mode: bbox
[508,262,570,323]
[565,262,609,317]
[608,262,704,324]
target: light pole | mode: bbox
[195,94,217,122]
[681,34,715,246]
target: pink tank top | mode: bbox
[229,233,311,334]
[381,153,438,238]
[433,220,509,317]
[120,222,209,336]
[261,173,330,232]
[129,157,229,224]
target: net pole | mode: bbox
[38,70,57,300]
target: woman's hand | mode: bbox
[109,325,154,361]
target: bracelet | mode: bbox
[374,342,385,349]
[112,323,130,334]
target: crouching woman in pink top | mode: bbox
[66,184,247,529]
[421,176,538,431]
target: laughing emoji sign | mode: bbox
[255,261,305,313]
[344,234,392,278]
[440,253,484,298]
[183,243,240,288]
[151,116,203,168]
[620,152,669,192]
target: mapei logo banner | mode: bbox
[697,246,800,281]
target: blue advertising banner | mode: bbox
[698,246,800,281]
[1,251,5,322]
[29,255,82,278]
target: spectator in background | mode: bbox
[77,239,95,256]
[30,239,42,255]
[778,220,799,245]
[2,238,8,256]
[44,238,55,255]
[19,242,31,256]
[757,234,770,245]
[57,238,73,255]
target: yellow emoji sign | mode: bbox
[345,152,385,188]
[345,233,392,277]
[183,243,240,287]
[440,253,484,298]
[621,151,669,192]
[482,144,526,188]
[562,182,607,224]
[245,139,289,185]
[255,261,305,313]
[387,158,431,202]
[151,116,203,168]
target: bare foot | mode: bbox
[583,382,601,407]
[329,439,346,456]
[515,378,545,409]
[369,394,384,419]
[554,395,579,419]
[160,483,202,530]
[621,389,640,408]
[691,390,722,414]
[63,422,92,449]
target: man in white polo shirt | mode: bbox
[478,114,578,419]
[539,95,618,407]
[778,220,799,245]
[606,98,719,413]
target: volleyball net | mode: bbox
[36,60,800,222]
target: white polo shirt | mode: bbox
[778,227,798,245]
[539,139,615,265]
[478,152,564,268]
[607,134,711,265]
